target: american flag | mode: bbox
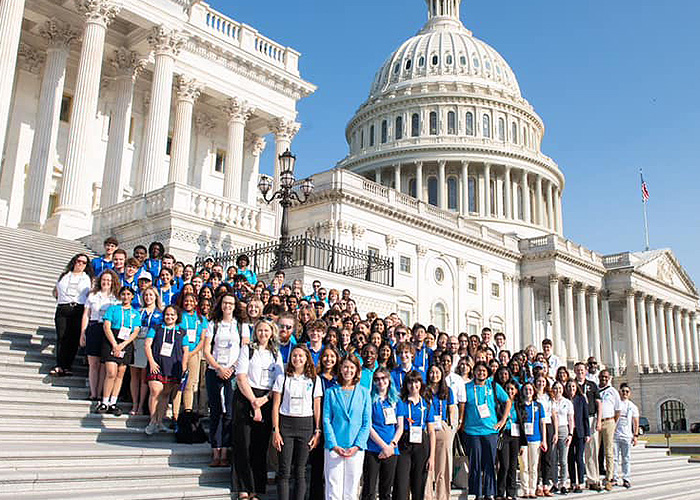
[640,171,650,202]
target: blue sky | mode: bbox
[210,0,700,286]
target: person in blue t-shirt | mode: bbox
[462,362,512,500]
[498,380,524,500]
[91,236,118,277]
[157,267,177,306]
[361,367,403,500]
[426,364,458,500]
[236,254,258,286]
[393,370,436,500]
[391,342,420,390]
[518,382,547,498]
[144,241,164,280]
[411,323,433,375]
[276,312,298,366]
[306,320,325,367]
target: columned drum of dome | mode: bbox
[338,0,565,238]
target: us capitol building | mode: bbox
[0,0,697,432]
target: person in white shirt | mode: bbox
[597,370,621,491]
[52,253,93,377]
[234,318,284,499]
[585,357,600,386]
[541,339,562,375]
[614,383,639,489]
[552,381,575,493]
[535,375,559,496]
[438,351,467,406]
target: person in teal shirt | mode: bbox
[236,254,257,286]
[462,362,512,499]
[498,380,524,500]
[323,355,372,499]
[359,344,378,389]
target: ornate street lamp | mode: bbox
[258,149,314,270]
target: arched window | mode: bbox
[446,54,453,65]
[447,111,456,135]
[369,124,375,147]
[661,400,687,431]
[498,117,505,141]
[511,122,518,144]
[482,114,491,138]
[429,112,438,135]
[432,55,439,66]
[381,120,388,144]
[393,63,400,74]
[395,116,403,140]
[408,178,416,198]
[428,176,438,206]
[447,177,458,211]
[418,56,425,67]
[405,59,412,70]
[460,55,467,66]
[411,113,420,137]
[433,302,447,331]
[465,112,474,136]
[468,176,477,213]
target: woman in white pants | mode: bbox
[322,355,372,500]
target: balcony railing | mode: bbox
[196,236,395,287]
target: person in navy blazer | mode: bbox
[323,354,372,500]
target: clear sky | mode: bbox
[210,0,700,286]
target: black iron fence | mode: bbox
[196,236,394,287]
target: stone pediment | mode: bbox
[634,249,698,296]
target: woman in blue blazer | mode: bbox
[323,354,372,500]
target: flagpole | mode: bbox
[642,198,650,251]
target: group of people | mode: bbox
[51,237,641,500]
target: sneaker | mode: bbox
[559,487,568,495]
[145,422,157,436]
[94,403,108,414]
[108,404,123,417]
[157,423,170,433]
[604,481,613,491]
[622,480,631,489]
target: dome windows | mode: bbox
[511,122,518,144]
[482,114,491,138]
[485,60,492,71]
[498,117,505,142]
[418,56,425,67]
[447,111,456,135]
[460,55,467,66]
[381,120,388,144]
[446,54,453,65]
[393,63,400,74]
[411,113,420,137]
[465,112,474,136]
[395,116,403,140]
[369,124,375,147]
[431,55,439,66]
[428,176,438,206]
[405,59,412,70]
[429,111,438,135]
[472,56,480,68]
[447,177,458,211]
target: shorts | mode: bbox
[130,336,148,369]
[101,338,134,366]
[85,321,104,357]
[148,373,179,384]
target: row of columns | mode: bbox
[373,160,563,233]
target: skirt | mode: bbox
[101,337,134,366]
[85,321,104,357]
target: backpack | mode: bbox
[176,410,207,444]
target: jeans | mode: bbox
[555,426,569,487]
[539,422,556,488]
[277,415,314,500]
[204,368,234,448]
[464,433,499,498]
[614,437,632,481]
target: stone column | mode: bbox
[563,279,577,364]
[682,310,693,371]
[521,170,531,223]
[576,284,589,359]
[0,0,27,162]
[657,300,669,371]
[168,76,201,185]
[45,0,120,238]
[416,245,428,321]
[623,291,638,372]
[245,135,266,205]
[601,292,614,372]
[535,175,543,226]
[272,118,300,191]
[100,48,144,208]
[504,166,512,219]
[374,169,381,184]
[690,312,699,370]
[665,304,677,370]
[139,26,184,194]
[461,160,469,215]
[481,266,490,323]
[415,161,423,201]
[394,163,401,193]
[223,98,254,200]
[646,297,659,372]
[588,288,602,362]
[483,163,491,217]
[437,159,446,209]
[20,20,78,230]
[522,277,535,347]
[556,188,564,234]
[674,307,686,370]
[547,181,555,231]
[636,294,650,372]
[549,275,563,358]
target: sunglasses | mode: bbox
[76,259,88,264]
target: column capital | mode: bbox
[385,234,398,250]
[17,43,46,74]
[75,0,121,27]
[574,281,587,291]
[480,265,490,276]
[224,97,255,124]
[644,294,655,303]
[461,160,469,168]
[586,286,600,297]
[416,245,428,258]
[521,276,536,287]
[40,19,79,50]
[271,117,300,141]
[623,289,636,298]
[415,160,423,168]
[247,134,266,157]
[601,290,611,301]
[549,274,560,284]
[503,273,513,283]
[437,159,446,168]
[457,257,469,270]
[147,25,185,57]
[111,47,146,79]
[175,75,202,103]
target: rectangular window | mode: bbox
[468,275,478,293]
[369,125,375,147]
[399,255,411,274]
[468,324,478,336]
[399,309,411,325]
[491,282,500,298]
[59,95,73,123]
[368,246,380,257]
[215,149,226,173]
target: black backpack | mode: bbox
[176,410,207,444]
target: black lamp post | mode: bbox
[258,149,314,270]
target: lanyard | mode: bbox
[408,399,424,426]
[121,307,132,329]
[164,326,175,343]
[473,383,487,405]
[142,309,154,328]
[527,402,537,424]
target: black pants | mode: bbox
[497,433,520,498]
[393,436,429,500]
[277,415,314,500]
[362,451,398,500]
[205,369,234,448]
[232,388,273,495]
[54,304,84,370]
[539,422,556,488]
[568,435,586,485]
[307,436,325,500]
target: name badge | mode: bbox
[524,422,534,436]
[477,402,491,419]
[409,425,423,444]
[511,425,520,437]
[217,353,230,365]
[383,406,397,425]
[160,341,174,358]
[433,415,443,431]
[260,367,273,387]
[289,379,304,398]
[186,329,196,344]
[118,327,131,340]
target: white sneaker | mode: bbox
[145,422,157,436]
[157,423,170,433]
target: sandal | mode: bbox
[49,367,64,376]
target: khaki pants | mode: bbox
[425,425,455,500]
[584,416,600,485]
[600,418,616,483]
[172,350,202,419]
[520,442,541,496]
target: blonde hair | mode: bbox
[252,318,279,358]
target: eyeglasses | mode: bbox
[279,324,293,330]
[76,259,88,265]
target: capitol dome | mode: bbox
[339,0,565,239]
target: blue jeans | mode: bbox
[464,433,499,498]
[205,368,234,448]
[614,437,631,481]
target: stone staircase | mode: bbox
[1,226,700,499]
[0,227,231,499]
